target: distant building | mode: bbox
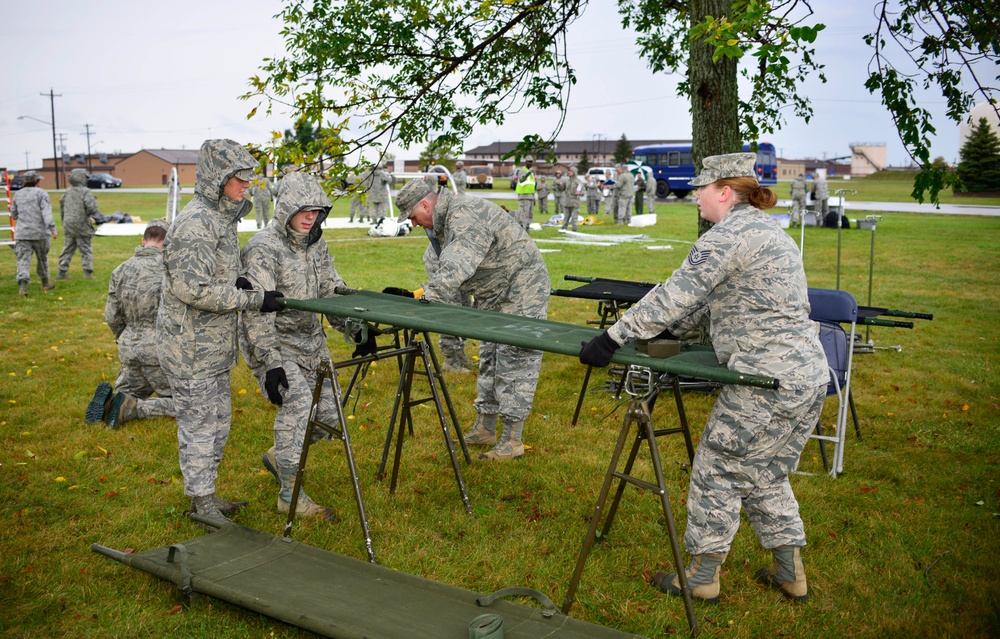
[776,159,806,180]
[959,102,1000,150]
[37,153,128,188]
[850,143,887,176]
[114,149,200,186]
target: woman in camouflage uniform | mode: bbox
[580,152,828,604]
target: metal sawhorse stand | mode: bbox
[374,327,473,515]
[562,367,701,637]
[571,298,629,425]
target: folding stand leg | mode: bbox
[285,360,376,564]
[561,382,698,637]
[377,335,473,515]
[572,301,621,426]
[849,390,862,441]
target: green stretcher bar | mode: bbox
[281,288,778,390]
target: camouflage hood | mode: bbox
[273,172,331,246]
[194,139,257,220]
[68,168,88,187]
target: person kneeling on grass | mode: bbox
[240,172,378,520]
[580,153,827,603]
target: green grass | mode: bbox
[822,173,1000,206]
[1,191,998,638]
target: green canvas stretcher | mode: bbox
[284,288,778,390]
[92,521,649,639]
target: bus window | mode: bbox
[680,152,692,167]
[667,152,681,167]
[634,154,648,165]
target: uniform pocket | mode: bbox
[703,385,773,458]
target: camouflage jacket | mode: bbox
[607,203,827,389]
[11,186,55,240]
[813,177,829,199]
[105,245,165,366]
[424,190,549,318]
[59,172,101,237]
[790,175,807,198]
[452,168,467,196]
[248,181,274,205]
[562,178,582,208]
[368,168,395,204]
[535,183,550,201]
[155,139,263,380]
[241,173,346,373]
[613,171,635,199]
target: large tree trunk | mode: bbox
[689,0,740,236]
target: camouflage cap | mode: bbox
[395,178,433,222]
[689,152,758,187]
[524,155,534,163]
[455,160,464,166]
[22,170,41,183]
[146,218,170,231]
[232,168,255,181]
[68,168,88,186]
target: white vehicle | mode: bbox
[586,166,616,196]
[466,166,493,189]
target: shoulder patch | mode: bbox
[686,245,710,267]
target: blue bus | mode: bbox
[632,142,778,199]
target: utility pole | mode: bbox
[42,89,62,189]
[82,124,95,172]
[24,151,30,170]
[57,133,69,188]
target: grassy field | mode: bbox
[1,189,998,638]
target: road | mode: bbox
[115,187,1000,217]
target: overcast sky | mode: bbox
[0,1,986,175]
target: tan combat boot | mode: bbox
[652,553,728,603]
[278,471,337,521]
[463,413,497,446]
[105,392,138,429]
[191,494,232,531]
[757,546,808,602]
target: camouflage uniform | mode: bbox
[248,178,274,229]
[420,190,549,443]
[603,171,617,216]
[369,166,395,220]
[606,196,827,556]
[349,170,373,223]
[789,174,807,226]
[423,244,473,372]
[560,174,581,231]
[813,174,829,220]
[11,177,56,289]
[156,139,264,499]
[535,178,550,215]
[514,164,536,229]
[552,171,564,220]
[585,177,602,216]
[241,173,346,473]
[452,164,467,197]
[105,236,175,419]
[646,175,657,216]
[634,174,646,216]
[613,168,635,225]
[58,168,101,278]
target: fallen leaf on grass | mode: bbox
[165,605,183,615]
[857,486,877,493]
[73,451,87,460]
[55,476,66,482]
[104,491,119,498]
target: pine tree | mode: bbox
[577,149,592,175]
[613,134,632,165]
[956,117,1000,193]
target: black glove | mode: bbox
[264,367,289,406]
[351,327,379,359]
[579,331,620,368]
[235,276,253,291]
[382,286,414,298]
[260,290,285,313]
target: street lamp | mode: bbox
[18,114,60,189]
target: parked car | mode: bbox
[466,166,493,189]
[87,173,122,189]
[8,174,25,191]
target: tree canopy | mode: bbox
[956,117,1000,193]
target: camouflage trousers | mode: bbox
[370,201,389,220]
[615,196,633,225]
[14,238,51,285]
[439,334,467,361]
[475,341,543,425]
[256,363,338,472]
[537,197,548,215]
[684,383,826,555]
[561,205,580,231]
[58,235,94,274]
[255,200,272,229]
[116,362,175,419]
[646,193,656,215]
[517,197,534,229]
[587,196,600,215]
[169,372,233,498]
[789,195,807,225]
[349,198,370,222]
